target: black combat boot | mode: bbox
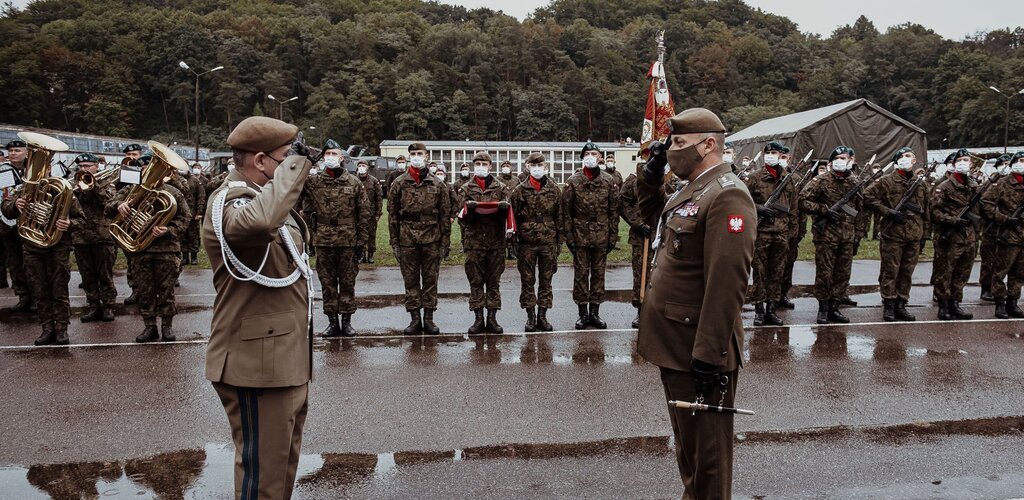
[422,309,440,335]
[631,307,640,328]
[124,291,139,305]
[536,308,553,332]
[777,296,795,310]
[161,318,175,341]
[101,305,115,322]
[882,298,896,322]
[190,252,199,265]
[837,295,858,307]
[404,310,423,336]
[524,307,537,332]
[816,300,830,324]
[894,299,916,321]
[486,309,503,334]
[54,327,69,346]
[937,299,951,321]
[80,304,104,323]
[949,300,973,320]
[981,285,994,302]
[753,302,765,327]
[764,300,783,326]
[1007,299,1024,318]
[136,323,159,343]
[11,296,31,313]
[828,301,850,324]
[339,313,356,337]
[468,309,486,335]
[323,315,342,337]
[588,303,607,329]
[995,298,1009,319]
[574,304,589,330]
[34,325,56,346]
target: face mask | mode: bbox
[582,156,599,169]
[501,166,511,175]
[460,170,470,178]
[99,162,107,170]
[666,139,708,179]
[436,173,445,180]
[831,159,850,172]
[529,166,546,179]
[474,166,489,177]
[323,156,341,169]
[981,165,996,177]
[896,157,914,171]
[410,157,425,169]
[1011,162,1024,175]
[778,159,789,169]
[999,165,1012,176]
[764,153,780,166]
[722,153,733,164]
[310,167,319,175]
[605,162,615,170]
[397,162,407,170]
[742,160,751,168]
[954,160,970,174]
[428,165,438,174]
[935,165,949,177]
[357,165,368,175]
[227,164,236,171]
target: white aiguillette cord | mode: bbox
[212,182,314,326]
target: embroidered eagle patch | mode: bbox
[728,215,744,233]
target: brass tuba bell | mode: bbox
[15,131,73,248]
[109,141,184,252]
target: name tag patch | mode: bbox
[728,215,745,233]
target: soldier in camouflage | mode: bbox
[302,140,370,337]
[182,164,207,265]
[563,141,619,330]
[981,151,1024,318]
[456,163,472,189]
[979,153,1012,302]
[930,148,980,321]
[356,159,384,263]
[745,141,797,326]
[70,154,118,323]
[120,144,146,306]
[603,153,623,190]
[388,143,452,335]
[511,153,563,332]
[384,155,407,199]
[618,163,653,328]
[779,148,807,310]
[1,139,31,311]
[497,160,520,260]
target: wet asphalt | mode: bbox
[1,261,1023,499]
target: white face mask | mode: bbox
[778,158,789,169]
[742,160,751,167]
[529,166,546,179]
[1012,162,1024,175]
[99,162,107,170]
[192,167,201,174]
[501,166,511,175]
[410,157,425,168]
[323,156,341,169]
[999,165,1012,176]
[935,165,949,177]
[605,161,615,170]
[310,167,320,175]
[896,157,914,171]
[436,172,445,180]
[722,153,733,164]
[582,156,599,169]
[764,153,780,166]
[831,159,850,172]
[460,169,470,178]
[357,165,368,175]
[428,165,438,174]
[954,160,971,174]
[227,164,236,171]
[474,166,489,177]
[397,162,407,170]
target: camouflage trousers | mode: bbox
[126,250,141,292]
[74,243,117,306]
[398,244,441,311]
[517,244,559,309]
[363,217,379,256]
[979,232,998,292]
[750,233,788,303]
[184,218,202,254]
[630,243,645,308]
[315,246,359,315]
[136,252,181,323]
[812,240,855,301]
[878,239,921,301]
[991,244,1024,300]
[24,244,71,331]
[781,231,802,298]
[465,249,505,310]
[2,230,29,298]
[572,246,608,304]
[932,238,976,302]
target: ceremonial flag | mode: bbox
[640,31,675,159]
[457,201,517,234]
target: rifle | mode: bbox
[762,158,817,218]
[878,163,938,235]
[797,160,821,192]
[997,198,1024,244]
[812,162,893,235]
[737,151,762,176]
[939,174,997,240]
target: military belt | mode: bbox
[529,215,555,223]
[399,214,437,222]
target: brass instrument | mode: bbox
[15,132,72,247]
[74,166,119,192]
[109,141,185,252]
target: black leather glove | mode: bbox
[497,201,509,211]
[954,217,972,228]
[756,205,777,224]
[637,223,652,238]
[887,208,906,223]
[642,141,668,184]
[826,209,843,224]
[691,359,726,398]
[287,134,312,160]
[466,200,478,211]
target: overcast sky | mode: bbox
[7,0,1022,40]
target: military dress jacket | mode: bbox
[203,158,313,389]
[636,162,756,372]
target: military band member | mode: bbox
[930,148,979,320]
[203,116,314,499]
[745,141,796,326]
[563,141,619,330]
[511,153,562,332]
[356,159,384,263]
[618,164,652,328]
[389,143,451,335]
[121,143,145,306]
[979,153,1011,302]
[70,153,117,323]
[182,163,207,265]
[302,139,370,337]
[982,151,1024,318]
[1,139,31,311]
[637,108,756,498]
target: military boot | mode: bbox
[123,291,140,305]
[836,295,858,307]
[882,298,896,322]
[764,300,783,326]
[753,302,765,327]
[827,301,850,324]
[34,325,56,346]
[536,308,553,332]
[101,304,115,322]
[80,304,104,323]
[468,309,486,335]
[190,252,199,265]
[11,296,31,313]
[631,307,640,329]
[588,304,607,329]
[894,299,916,321]
[777,296,795,310]
[1007,299,1024,318]
[980,285,994,302]
[949,300,973,320]
[340,314,356,337]
[574,304,589,330]
[816,300,830,324]
[524,307,537,333]
[161,318,175,341]
[136,323,160,343]
[995,298,1009,319]
[937,299,951,321]
[323,315,342,337]
[403,310,423,336]
[422,309,440,335]
[485,309,503,334]
[54,327,69,346]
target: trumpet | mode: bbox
[73,166,119,192]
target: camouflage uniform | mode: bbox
[799,172,865,303]
[388,170,451,313]
[606,168,623,191]
[358,172,384,260]
[384,168,405,199]
[1,162,30,306]
[497,172,518,187]
[781,182,807,304]
[302,168,370,316]
[183,172,207,260]
[458,176,510,312]
[562,169,619,306]
[864,169,929,303]
[618,172,648,309]
[512,175,563,312]
[205,171,229,198]
[981,173,1024,312]
[71,183,118,311]
[745,166,796,307]
[930,175,979,306]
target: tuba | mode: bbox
[16,132,73,247]
[109,141,184,252]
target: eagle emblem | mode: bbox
[728,215,744,233]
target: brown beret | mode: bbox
[408,143,427,153]
[357,159,369,166]
[501,160,512,166]
[473,151,492,163]
[396,155,406,161]
[525,152,545,164]
[227,116,298,153]
[668,108,727,135]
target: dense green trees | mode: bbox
[1,0,1022,152]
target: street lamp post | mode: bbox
[267,94,298,120]
[179,61,224,165]
[988,86,1024,153]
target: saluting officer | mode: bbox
[511,153,563,332]
[1,139,31,311]
[930,148,979,320]
[356,159,384,263]
[745,141,796,326]
[70,153,118,323]
[981,151,1024,318]
[636,108,756,499]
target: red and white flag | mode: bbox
[640,31,675,160]
[457,201,517,234]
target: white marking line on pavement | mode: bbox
[1,317,1022,351]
